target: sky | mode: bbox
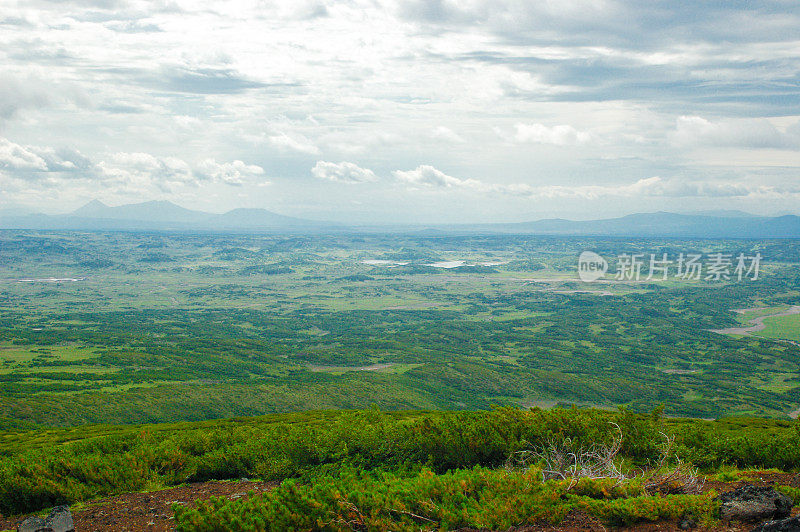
[1,0,799,223]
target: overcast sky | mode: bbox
[1,0,799,223]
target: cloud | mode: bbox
[267,132,320,154]
[397,0,618,33]
[672,116,800,150]
[106,20,163,33]
[194,158,265,185]
[2,0,800,217]
[259,0,329,20]
[498,176,785,200]
[6,38,75,65]
[0,138,91,174]
[312,161,377,184]
[0,75,51,119]
[139,66,273,94]
[392,165,485,189]
[0,135,266,189]
[97,152,264,187]
[42,0,128,8]
[314,159,785,201]
[0,139,48,171]
[97,152,194,186]
[387,165,780,201]
[430,126,465,143]
[396,1,800,49]
[512,123,593,145]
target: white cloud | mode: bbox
[430,126,465,143]
[312,161,377,183]
[316,159,784,202]
[0,74,51,120]
[97,153,264,188]
[497,176,786,200]
[2,0,800,218]
[672,116,799,150]
[388,166,782,200]
[267,132,320,154]
[0,138,48,170]
[512,123,593,145]
[195,158,265,185]
[0,137,90,175]
[97,152,194,186]
[0,135,266,192]
[392,165,486,190]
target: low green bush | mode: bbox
[1,407,797,516]
[173,467,718,531]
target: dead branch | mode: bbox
[508,422,702,494]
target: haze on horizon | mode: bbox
[1,0,799,224]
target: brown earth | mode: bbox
[0,480,276,532]
[1,472,798,532]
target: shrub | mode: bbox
[173,467,719,531]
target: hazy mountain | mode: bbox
[684,209,762,218]
[2,202,800,237]
[215,208,321,228]
[71,199,110,217]
[0,204,39,217]
[70,199,209,223]
[0,200,333,232]
[492,211,800,238]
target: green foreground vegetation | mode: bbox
[176,467,718,531]
[1,407,799,529]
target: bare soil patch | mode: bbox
[0,480,276,532]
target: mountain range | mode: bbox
[0,200,327,232]
[1,200,800,238]
[477,211,800,239]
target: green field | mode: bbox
[1,231,800,429]
[760,314,800,342]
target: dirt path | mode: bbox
[711,305,800,335]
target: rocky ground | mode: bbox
[1,472,799,531]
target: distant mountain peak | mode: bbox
[31,199,330,229]
[140,199,180,207]
[72,199,109,216]
[685,209,761,218]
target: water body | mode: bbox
[427,261,466,268]
[361,260,408,266]
[18,277,87,283]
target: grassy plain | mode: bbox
[1,231,799,428]
[760,314,800,342]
